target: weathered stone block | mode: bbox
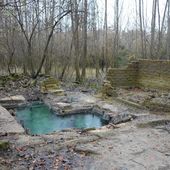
[102,81,118,97]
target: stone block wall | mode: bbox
[107,60,170,90]
[107,61,138,88]
[138,60,170,90]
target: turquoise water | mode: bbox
[16,103,108,135]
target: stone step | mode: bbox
[43,81,58,85]
[51,89,65,95]
[42,78,59,84]
[41,88,64,95]
[43,84,58,89]
[40,77,62,94]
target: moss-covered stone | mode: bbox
[0,141,10,150]
[102,81,118,97]
[40,77,63,94]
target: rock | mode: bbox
[143,97,170,112]
[56,102,72,110]
[103,114,111,121]
[102,80,118,97]
[9,109,15,116]
[100,103,118,112]
[162,93,169,97]
[103,112,118,121]
[111,113,136,124]
[0,95,25,103]
[0,105,25,134]
[60,106,92,115]
[0,95,26,109]
[148,94,156,99]
[40,77,63,94]
[53,89,65,96]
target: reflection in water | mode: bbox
[16,103,108,135]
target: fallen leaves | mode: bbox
[53,155,71,170]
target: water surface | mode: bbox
[16,103,108,135]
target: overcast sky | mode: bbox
[97,0,167,30]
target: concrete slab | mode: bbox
[0,95,25,103]
[56,102,72,110]
[0,105,24,134]
[0,95,26,109]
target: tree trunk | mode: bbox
[139,0,145,59]
[113,0,119,67]
[71,0,81,82]
[150,0,157,59]
[81,0,88,80]
[104,0,108,69]
[34,10,71,78]
[167,0,170,59]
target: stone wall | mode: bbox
[107,60,170,90]
[107,61,138,88]
[138,60,170,90]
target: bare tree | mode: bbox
[1,0,170,79]
[150,0,157,59]
[113,0,119,67]
[167,0,170,59]
[157,0,168,59]
[139,0,145,59]
[81,0,88,80]
[104,0,108,69]
[34,9,71,78]
[71,0,81,82]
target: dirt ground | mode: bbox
[1,98,170,170]
[117,88,170,113]
[0,77,170,170]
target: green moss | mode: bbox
[0,141,10,150]
[41,77,60,93]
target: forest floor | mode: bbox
[0,75,170,170]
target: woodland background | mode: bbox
[0,0,170,81]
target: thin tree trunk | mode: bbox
[34,10,71,78]
[104,0,108,69]
[81,0,88,80]
[158,0,168,59]
[150,0,157,59]
[71,0,81,82]
[113,0,119,67]
[139,0,145,59]
[167,0,170,59]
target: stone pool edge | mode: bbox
[42,96,137,126]
[0,92,138,136]
[43,97,111,121]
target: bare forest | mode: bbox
[1,1,170,169]
[0,0,169,82]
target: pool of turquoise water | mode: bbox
[16,103,108,135]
